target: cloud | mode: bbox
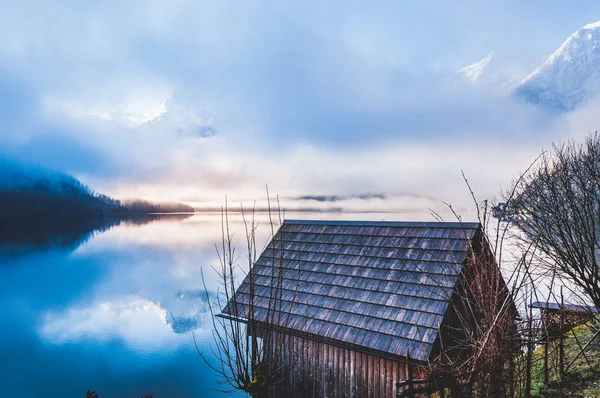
[292,193,387,202]
[40,296,177,349]
[557,96,600,140]
[94,134,549,218]
[0,0,598,207]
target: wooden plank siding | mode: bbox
[267,331,412,397]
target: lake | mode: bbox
[0,211,406,398]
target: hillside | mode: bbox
[0,158,193,227]
[0,158,124,222]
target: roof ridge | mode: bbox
[283,219,481,229]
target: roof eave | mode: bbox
[217,313,431,365]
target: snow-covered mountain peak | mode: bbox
[515,21,600,110]
[119,97,217,138]
[448,51,525,95]
[154,98,217,138]
[457,51,496,81]
[582,21,600,30]
[123,101,168,126]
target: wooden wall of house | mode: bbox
[266,332,411,398]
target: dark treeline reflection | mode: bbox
[0,213,193,257]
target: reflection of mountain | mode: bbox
[0,213,192,258]
[167,315,202,335]
[165,290,212,334]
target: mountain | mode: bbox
[449,51,525,95]
[515,21,600,111]
[124,97,217,138]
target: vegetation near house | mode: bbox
[530,320,600,397]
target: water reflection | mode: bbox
[0,213,193,258]
[0,213,226,398]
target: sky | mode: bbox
[2,0,600,211]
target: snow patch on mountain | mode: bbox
[122,101,168,127]
[457,51,496,82]
[583,21,600,30]
[515,21,600,111]
[46,95,217,138]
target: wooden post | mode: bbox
[508,350,515,398]
[540,298,549,386]
[543,336,549,385]
[559,288,565,377]
[407,351,414,398]
[525,292,533,398]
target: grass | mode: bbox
[530,321,600,397]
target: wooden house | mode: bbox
[221,220,511,397]
[531,301,598,340]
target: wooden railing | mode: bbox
[396,377,443,397]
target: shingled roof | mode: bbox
[223,220,481,362]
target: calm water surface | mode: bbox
[0,214,246,398]
[0,211,400,398]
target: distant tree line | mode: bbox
[0,188,125,223]
[122,199,194,213]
